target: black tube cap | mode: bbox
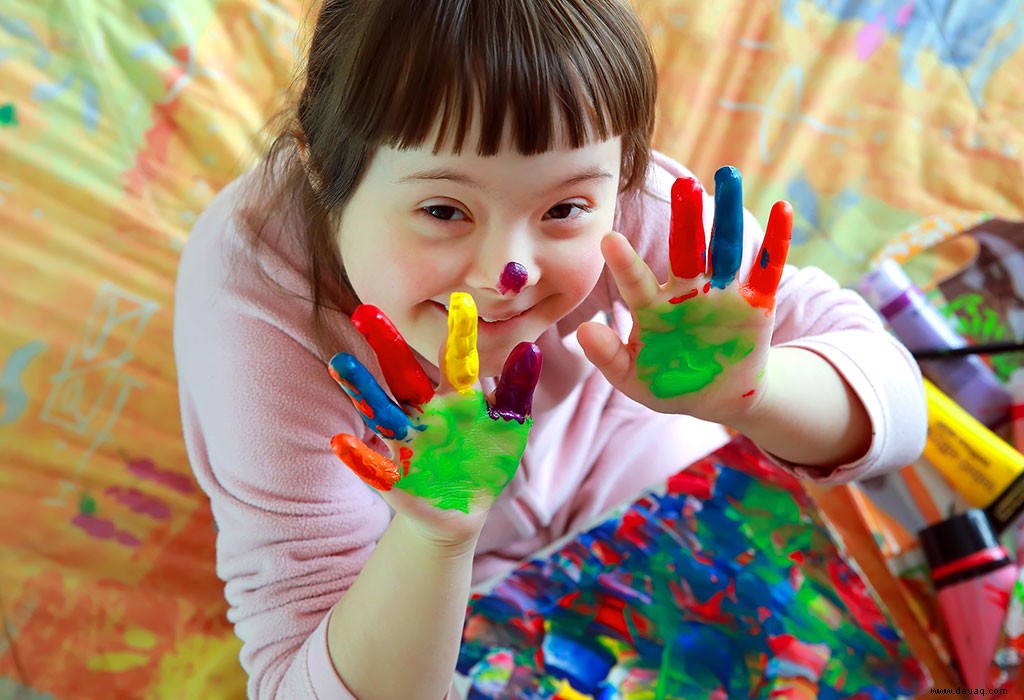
[918,509,1000,572]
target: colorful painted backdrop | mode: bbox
[2,1,1022,698]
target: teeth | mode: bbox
[437,301,519,323]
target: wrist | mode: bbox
[391,512,483,560]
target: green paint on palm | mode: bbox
[397,392,531,513]
[636,299,756,398]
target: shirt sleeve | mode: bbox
[613,151,927,484]
[173,185,397,698]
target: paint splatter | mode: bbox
[457,437,927,698]
[0,340,46,426]
[498,262,528,295]
[71,514,141,548]
[105,486,172,520]
[635,299,757,397]
[125,456,195,493]
[0,103,18,127]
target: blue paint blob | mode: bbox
[541,633,617,692]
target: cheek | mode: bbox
[545,239,607,299]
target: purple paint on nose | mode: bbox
[498,262,528,295]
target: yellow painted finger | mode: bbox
[444,292,479,394]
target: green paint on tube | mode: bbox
[636,299,757,398]
[397,392,531,513]
[0,104,17,127]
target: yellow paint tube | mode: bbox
[922,378,1024,532]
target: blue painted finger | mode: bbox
[709,166,744,290]
[328,352,413,441]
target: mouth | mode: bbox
[431,300,529,325]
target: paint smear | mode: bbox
[398,391,531,513]
[856,18,886,60]
[635,299,757,397]
[457,437,928,698]
[125,456,195,493]
[498,262,528,295]
[0,103,17,127]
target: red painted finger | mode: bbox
[669,177,707,280]
[352,304,435,408]
[742,200,793,310]
[331,433,402,491]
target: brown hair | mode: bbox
[244,0,657,352]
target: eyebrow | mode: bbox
[396,167,614,190]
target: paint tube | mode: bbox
[1008,368,1024,455]
[921,378,1024,534]
[919,509,1017,688]
[859,259,1010,429]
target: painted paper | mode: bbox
[458,437,930,699]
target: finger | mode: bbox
[329,353,413,440]
[444,292,479,395]
[491,342,542,421]
[331,433,402,490]
[577,321,633,388]
[668,177,707,280]
[708,166,744,290]
[601,231,660,310]
[742,201,793,310]
[351,304,435,408]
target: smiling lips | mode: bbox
[434,301,528,325]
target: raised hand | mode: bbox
[328,294,542,527]
[578,166,793,425]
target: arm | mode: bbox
[586,161,926,481]
[175,197,537,698]
[327,514,477,700]
[728,345,872,470]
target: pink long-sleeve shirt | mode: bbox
[173,150,927,699]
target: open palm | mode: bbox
[328,293,541,543]
[579,166,793,425]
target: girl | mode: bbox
[172,1,927,698]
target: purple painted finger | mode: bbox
[490,342,543,422]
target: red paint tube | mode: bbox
[919,509,1018,688]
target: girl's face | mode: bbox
[336,128,622,377]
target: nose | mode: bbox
[464,224,538,298]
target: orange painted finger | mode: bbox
[669,177,707,280]
[330,433,401,490]
[742,200,793,310]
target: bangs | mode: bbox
[338,0,656,156]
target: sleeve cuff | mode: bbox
[307,609,359,699]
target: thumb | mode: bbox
[577,321,633,388]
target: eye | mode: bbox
[544,202,592,221]
[423,205,467,221]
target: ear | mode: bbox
[293,128,325,194]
